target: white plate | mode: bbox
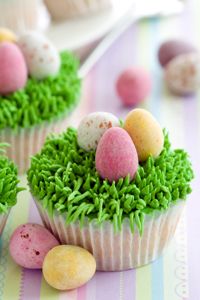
[45,0,134,51]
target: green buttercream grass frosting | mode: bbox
[27,128,194,234]
[0,52,81,130]
[0,144,23,214]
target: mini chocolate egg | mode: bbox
[164,53,200,95]
[124,109,164,162]
[116,67,151,106]
[9,223,59,269]
[95,127,138,182]
[18,31,60,80]
[0,42,27,95]
[77,112,120,151]
[158,39,197,67]
[0,28,17,43]
[43,245,96,290]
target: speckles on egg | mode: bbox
[77,112,120,151]
[18,31,60,80]
[9,223,59,269]
[164,53,200,95]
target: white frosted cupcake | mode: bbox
[0,144,23,235]
[27,109,194,271]
[44,0,112,20]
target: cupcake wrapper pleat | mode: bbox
[0,117,69,174]
[34,199,185,271]
[0,212,10,236]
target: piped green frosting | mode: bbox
[0,52,81,130]
[0,144,24,214]
[27,128,194,234]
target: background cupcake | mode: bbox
[0,31,81,174]
[0,144,23,235]
[0,0,49,33]
[44,0,112,20]
[27,109,194,271]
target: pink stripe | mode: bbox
[19,196,43,300]
[77,284,87,300]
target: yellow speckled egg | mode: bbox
[124,109,164,162]
[0,28,17,43]
[42,245,96,290]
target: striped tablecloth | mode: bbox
[0,0,200,298]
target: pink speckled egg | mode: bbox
[95,127,138,182]
[158,39,197,67]
[116,68,151,106]
[9,223,59,269]
[0,42,27,95]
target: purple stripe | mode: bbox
[123,270,136,299]
[19,196,43,300]
[95,271,121,300]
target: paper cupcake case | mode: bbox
[35,199,185,271]
[44,0,112,20]
[0,212,10,236]
[0,117,69,174]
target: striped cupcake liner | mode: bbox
[44,0,112,20]
[35,199,185,271]
[0,117,69,175]
[0,212,10,236]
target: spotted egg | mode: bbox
[0,27,17,43]
[18,31,60,80]
[77,112,120,151]
[124,109,164,162]
[9,223,59,269]
[164,53,200,95]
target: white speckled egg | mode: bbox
[18,31,60,80]
[164,53,200,95]
[77,112,120,151]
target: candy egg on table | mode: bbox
[164,53,200,95]
[95,127,138,182]
[116,67,152,106]
[158,39,197,67]
[0,27,17,43]
[9,223,59,269]
[0,42,27,95]
[18,31,60,80]
[124,109,164,162]
[43,245,96,290]
[77,112,120,151]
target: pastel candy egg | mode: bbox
[116,68,151,106]
[77,112,120,151]
[9,223,59,269]
[43,245,96,290]
[0,42,27,95]
[95,127,138,182]
[124,109,164,162]
[0,28,17,43]
[164,53,200,95]
[158,39,197,67]
[18,31,60,80]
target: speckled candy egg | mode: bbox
[9,223,59,269]
[77,112,120,151]
[43,245,96,290]
[116,68,151,106]
[95,127,138,182]
[0,28,17,43]
[164,53,200,95]
[158,39,197,67]
[124,109,164,162]
[0,42,27,95]
[18,31,60,80]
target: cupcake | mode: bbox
[0,144,23,235]
[27,109,194,271]
[0,31,81,174]
[44,0,112,20]
[0,0,49,33]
